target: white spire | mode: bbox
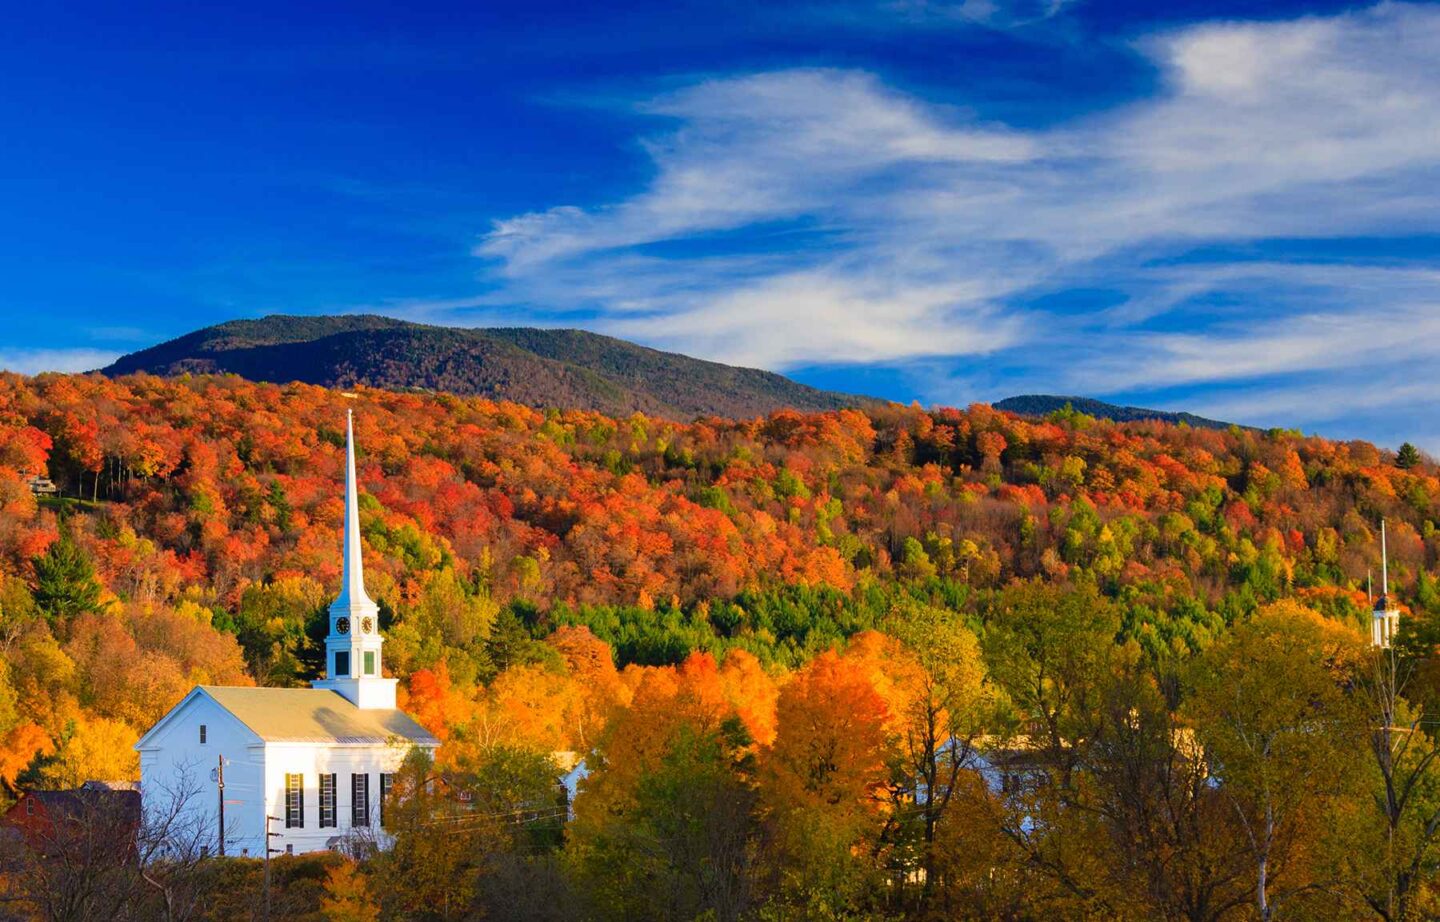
[334,409,375,613]
[314,409,394,708]
[1381,518,1389,597]
[1372,518,1400,649]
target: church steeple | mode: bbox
[313,410,397,709]
[1372,519,1401,649]
[336,410,375,614]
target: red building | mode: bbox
[2,784,141,858]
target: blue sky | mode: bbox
[4,0,1438,450]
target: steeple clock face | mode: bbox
[335,617,351,635]
[361,616,375,634]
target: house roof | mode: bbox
[197,686,440,746]
[8,789,141,823]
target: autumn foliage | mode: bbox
[2,371,1440,918]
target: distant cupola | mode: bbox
[1372,519,1401,649]
[313,410,398,709]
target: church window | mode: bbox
[364,651,376,676]
[379,773,393,826]
[319,774,337,828]
[351,773,370,827]
[199,724,206,744]
[334,651,350,677]
[285,773,304,829]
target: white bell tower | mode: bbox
[1372,519,1401,650]
[313,410,397,709]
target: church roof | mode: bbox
[199,686,439,746]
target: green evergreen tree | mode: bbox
[31,526,103,622]
[1397,442,1422,470]
[267,479,293,531]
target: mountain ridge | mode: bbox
[100,314,880,420]
[993,394,1240,430]
[100,316,1255,430]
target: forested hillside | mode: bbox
[100,314,872,420]
[3,371,1440,918]
[993,394,1239,429]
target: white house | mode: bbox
[135,411,439,856]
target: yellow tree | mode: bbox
[0,723,52,793]
[547,625,629,751]
[1351,635,1440,920]
[367,749,488,922]
[319,861,380,922]
[479,661,576,752]
[977,582,1125,915]
[1184,600,1366,920]
[847,605,988,907]
[570,656,760,922]
[39,715,138,787]
[1080,646,1255,920]
[718,649,779,748]
[761,650,891,912]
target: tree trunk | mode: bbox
[1256,801,1274,921]
[1256,855,1268,921]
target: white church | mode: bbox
[135,412,439,856]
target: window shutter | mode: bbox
[320,774,337,828]
[351,773,370,827]
[286,773,305,829]
[379,773,393,827]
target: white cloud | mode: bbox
[462,3,1440,441]
[607,270,1022,367]
[1189,377,1437,429]
[1065,264,1440,392]
[0,348,120,375]
[479,69,1034,271]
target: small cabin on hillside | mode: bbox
[23,473,57,496]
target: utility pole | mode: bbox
[211,754,227,857]
[264,814,282,922]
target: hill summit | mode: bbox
[101,314,875,420]
[993,394,1238,430]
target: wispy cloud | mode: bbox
[479,69,1035,272]
[808,0,1081,31]
[456,3,1440,443]
[86,326,155,343]
[0,348,120,375]
[1068,264,1440,392]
